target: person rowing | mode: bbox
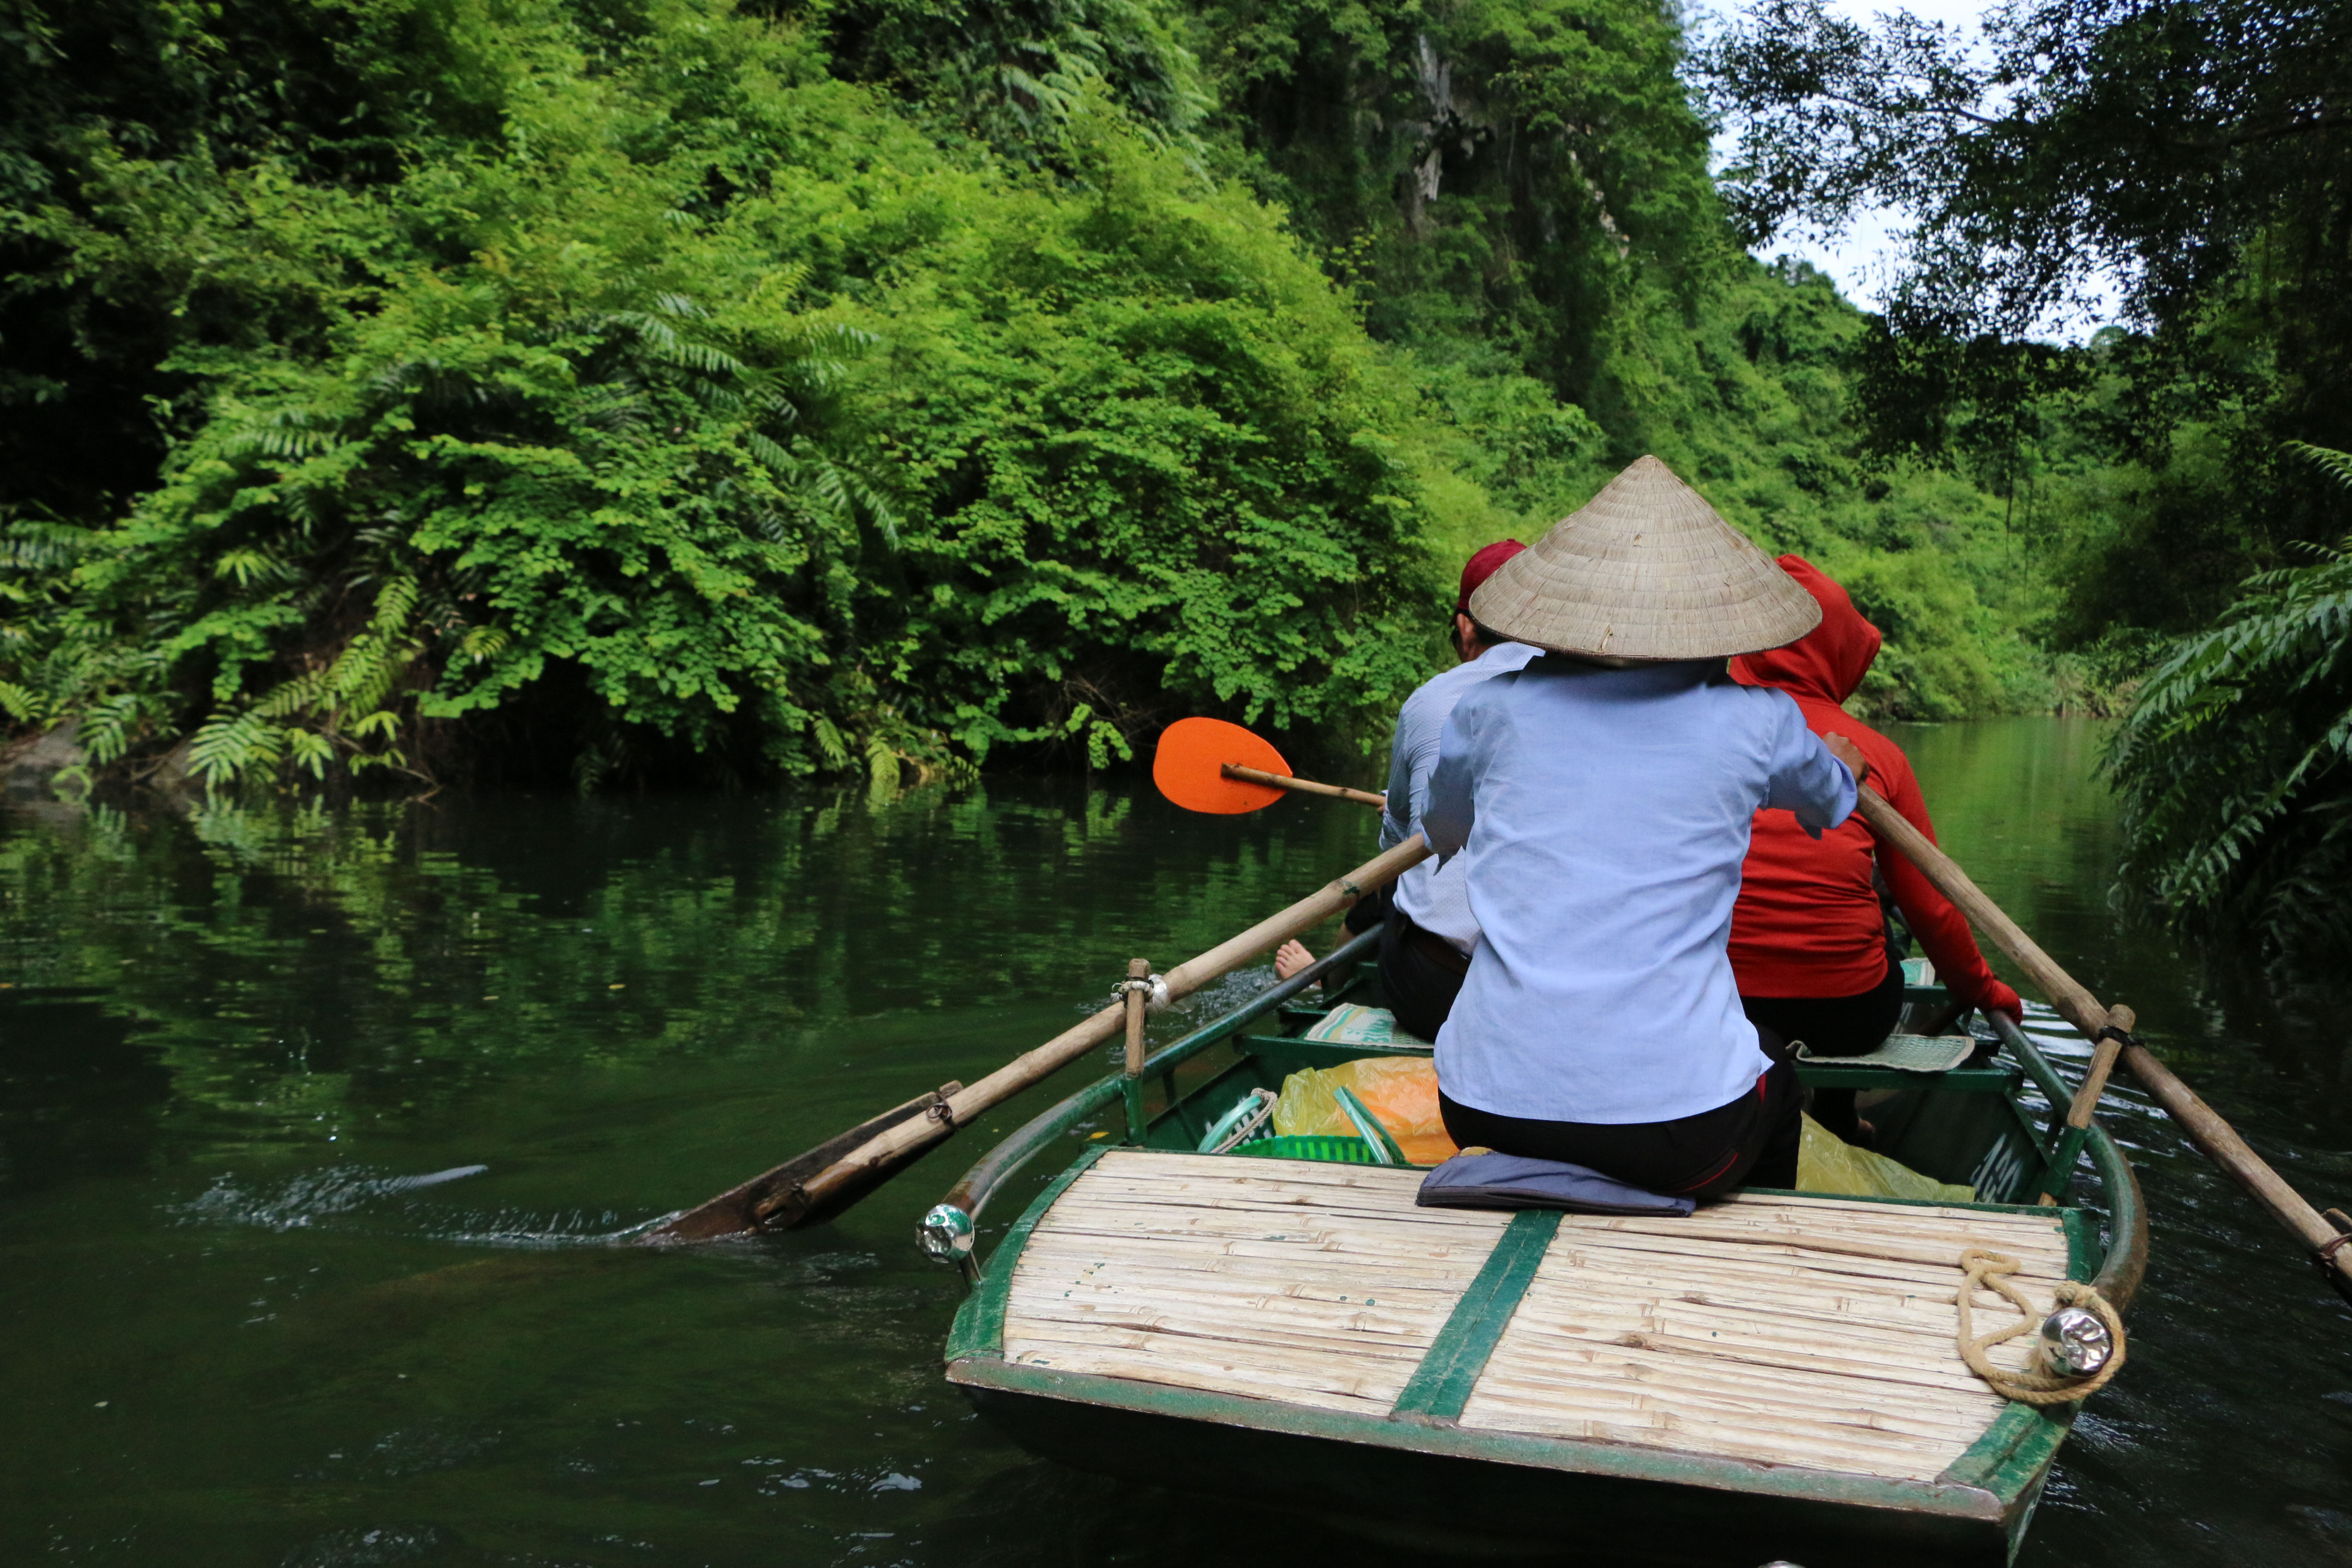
[1271,540,1539,1041]
[1727,555,2023,1144]
[1423,456,1871,1198]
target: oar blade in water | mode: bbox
[635,1082,962,1243]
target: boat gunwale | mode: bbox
[937,927,1384,1226]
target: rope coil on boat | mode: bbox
[1955,1247,2127,1406]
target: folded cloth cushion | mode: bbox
[1415,1150,1696,1216]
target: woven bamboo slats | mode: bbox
[998,1149,2072,1479]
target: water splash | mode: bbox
[175,1164,491,1232]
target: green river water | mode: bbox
[4,717,2351,1566]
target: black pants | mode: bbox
[1740,947,1905,1142]
[1438,1029,1802,1200]
[1375,906,1470,1044]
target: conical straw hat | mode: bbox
[1467,456,1821,659]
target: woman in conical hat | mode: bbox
[1422,456,1872,1197]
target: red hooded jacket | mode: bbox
[1727,557,2021,1017]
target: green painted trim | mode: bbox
[1739,1186,2076,1219]
[2086,1122,2148,1309]
[2040,1124,2090,1200]
[1990,1018,2071,1113]
[949,1357,2012,1522]
[943,930,1384,1225]
[946,1144,1109,1362]
[2059,1205,2099,1283]
[1792,1064,2020,1094]
[944,1075,1123,1222]
[1936,1401,2076,1496]
[1390,1209,1562,1423]
[1239,1034,1435,1063]
[1120,1074,1148,1145]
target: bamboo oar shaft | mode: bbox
[768,834,1433,1225]
[2065,1006,2132,1131]
[1853,785,2352,1283]
[1852,790,2110,1035]
[1221,763,1386,809]
[1123,958,1149,1078]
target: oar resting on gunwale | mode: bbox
[635,835,1430,1242]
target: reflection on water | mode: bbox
[3,722,2350,1566]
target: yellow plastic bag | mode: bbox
[1796,1114,1975,1204]
[1273,1057,1459,1166]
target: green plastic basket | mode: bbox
[1227,1134,1383,1165]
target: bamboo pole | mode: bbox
[2063,1004,2134,1132]
[1852,784,2352,1292]
[1122,957,1150,1078]
[1220,763,1386,809]
[749,834,1434,1229]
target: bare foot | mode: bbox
[1274,939,1314,981]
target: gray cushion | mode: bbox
[1416,1152,1695,1216]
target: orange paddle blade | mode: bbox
[1153,718,1292,815]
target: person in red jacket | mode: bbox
[1728,556,2023,1143]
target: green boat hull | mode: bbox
[954,1358,2058,1566]
[927,931,2145,1565]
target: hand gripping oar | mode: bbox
[1854,785,2352,1297]
[1153,717,1384,812]
[635,834,1432,1242]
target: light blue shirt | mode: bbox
[1424,657,1857,1125]
[1380,640,1544,952]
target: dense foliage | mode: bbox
[1706,0,2352,951]
[2106,445,2352,954]
[0,0,2069,793]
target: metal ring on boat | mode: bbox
[919,1203,975,1266]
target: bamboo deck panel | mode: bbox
[997,1149,2073,1482]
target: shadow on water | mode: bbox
[3,729,2352,1566]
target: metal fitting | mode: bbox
[2039,1304,2114,1376]
[1112,974,1173,1014]
[919,1203,975,1266]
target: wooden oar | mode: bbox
[1153,716,1384,814]
[1854,785,2352,1293]
[636,834,1432,1242]
[1219,763,1384,808]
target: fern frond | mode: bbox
[2288,441,2352,491]
[287,728,336,779]
[813,715,848,769]
[78,693,143,764]
[186,709,287,787]
[0,680,46,725]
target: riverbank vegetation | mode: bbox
[5,0,2349,957]
[4,0,2056,797]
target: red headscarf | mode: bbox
[1724,555,2021,1020]
[1458,540,1526,615]
[1730,555,1881,702]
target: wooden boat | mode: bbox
[922,928,2146,1567]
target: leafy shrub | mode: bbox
[2107,444,2352,954]
[0,0,1440,790]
